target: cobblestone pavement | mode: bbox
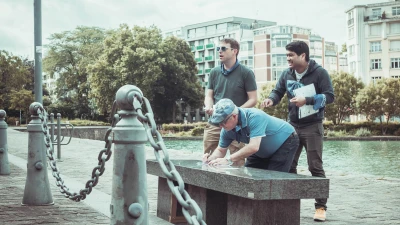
[1,128,400,225]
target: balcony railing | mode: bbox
[369,49,382,52]
[195,57,204,63]
[190,46,195,52]
[364,12,400,22]
[205,43,215,49]
[204,56,213,61]
[197,69,204,75]
[196,45,205,51]
[390,48,400,51]
[205,68,212,74]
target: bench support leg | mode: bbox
[227,195,300,225]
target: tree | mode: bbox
[325,72,364,125]
[89,25,204,122]
[257,82,288,121]
[9,90,34,124]
[340,43,347,53]
[43,26,106,118]
[153,36,204,122]
[380,78,400,133]
[0,50,31,108]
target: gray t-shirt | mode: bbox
[207,64,257,107]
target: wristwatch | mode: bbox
[226,157,233,166]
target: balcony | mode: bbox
[205,68,212,74]
[204,56,213,61]
[348,18,354,26]
[190,46,195,52]
[196,45,205,51]
[195,57,204,63]
[205,43,215,49]
[370,49,382,53]
[390,48,400,51]
[197,69,204,75]
[364,12,400,22]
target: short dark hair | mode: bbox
[220,38,240,56]
[286,41,310,62]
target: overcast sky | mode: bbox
[0,0,388,59]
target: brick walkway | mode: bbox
[1,128,399,225]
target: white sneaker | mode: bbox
[313,208,326,221]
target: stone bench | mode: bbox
[147,159,329,225]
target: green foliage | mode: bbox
[162,122,207,132]
[0,50,32,109]
[63,119,109,126]
[191,127,204,136]
[326,130,348,137]
[354,128,371,137]
[257,82,288,120]
[325,71,364,125]
[89,24,203,122]
[5,116,18,126]
[43,26,106,117]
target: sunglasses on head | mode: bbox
[216,46,234,52]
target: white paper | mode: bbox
[293,83,318,119]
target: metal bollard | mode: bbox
[110,85,148,225]
[0,110,10,175]
[22,102,54,205]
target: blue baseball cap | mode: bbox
[208,98,236,126]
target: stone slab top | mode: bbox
[147,159,329,200]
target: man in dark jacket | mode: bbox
[261,41,334,222]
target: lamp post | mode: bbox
[34,0,43,104]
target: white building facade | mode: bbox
[346,0,400,84]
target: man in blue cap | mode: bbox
[203,98,299,172]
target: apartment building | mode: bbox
[346,0,400,84]
[252,25,333,87]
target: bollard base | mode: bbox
[21,202,54,206]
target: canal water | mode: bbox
[157,140,400,179]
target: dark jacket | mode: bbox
[268,59,334,128]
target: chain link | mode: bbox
[36,101,118,202]
[133,96,207,225]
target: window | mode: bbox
[348,27,354,38]
[350,61,356,73]
[272,39,289,47]
[371,59,382,70]
[391,58,400,68]
[348,11,353,20]
[371,76,382,84]
[370,41,382,52]
[372,8,382,19]
[390,40,400,51]
[370,24,381,36]
[393,7,400,16]
[349,45,355,55]
[272,55,287,66]
[391,75,400,79]
[272,69,284,81]
[390,23,400,34]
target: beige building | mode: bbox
[346,0,400,84]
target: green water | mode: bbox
[158,140,400,179]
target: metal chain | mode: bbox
[132,95,206,225]
[35,101,119,202]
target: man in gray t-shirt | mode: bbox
[203,37,257,166]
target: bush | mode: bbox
[394,128,400,136]
[354,128,371,137]
[191,127,204,136]
[5,117,18,126]
[63,119,109,126]
[326,130,348,137]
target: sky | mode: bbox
[0,0,389,59]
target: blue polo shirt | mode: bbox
[219,108,295,158]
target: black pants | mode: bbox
[245,132,299,173]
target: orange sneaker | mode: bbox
[313,208,326,221]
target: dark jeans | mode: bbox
[245,132,299,172]
[289,122,327,210]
